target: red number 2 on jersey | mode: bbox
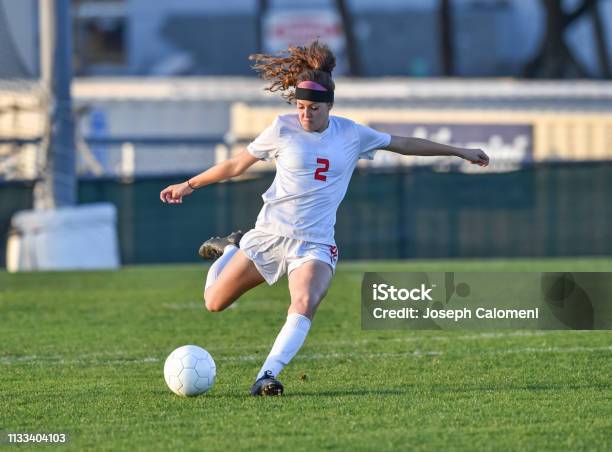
[314,158,330,181]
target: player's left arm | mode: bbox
[383,135,490,167]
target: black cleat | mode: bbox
[198,230,243,260]
[250,370,284,396]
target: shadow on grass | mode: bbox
[155,387,415,400]
[225,387,414,399]
[282,388,413,398]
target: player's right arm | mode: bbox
[159,150,260,204]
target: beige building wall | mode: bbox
[230,102,612,163]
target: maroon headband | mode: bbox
[295,87,334,103]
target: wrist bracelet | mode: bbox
[186,179,196,190]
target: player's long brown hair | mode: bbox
[249,40,336,102]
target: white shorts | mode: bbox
[239,229,338,285]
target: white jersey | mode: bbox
[247,114,391,245]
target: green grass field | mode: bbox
[1,258,611,451]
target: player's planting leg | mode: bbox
[250,312,311,396]
[251,260,332,396]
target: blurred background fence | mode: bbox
[2,160,611,266]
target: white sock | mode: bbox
[256,313,312,379]
[205,245,238,290]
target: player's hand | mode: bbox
[459,148,489,167]
[160,182,194,204]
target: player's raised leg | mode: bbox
[200,231,265,311]
[251,260,332,396]
[204,250,264,311]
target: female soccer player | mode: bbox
[160,41,489,396]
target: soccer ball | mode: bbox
[163,345,216,397]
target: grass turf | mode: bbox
[1,258,611,451]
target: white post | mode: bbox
[34,0,76,209]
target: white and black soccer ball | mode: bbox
[163,345,216,396]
